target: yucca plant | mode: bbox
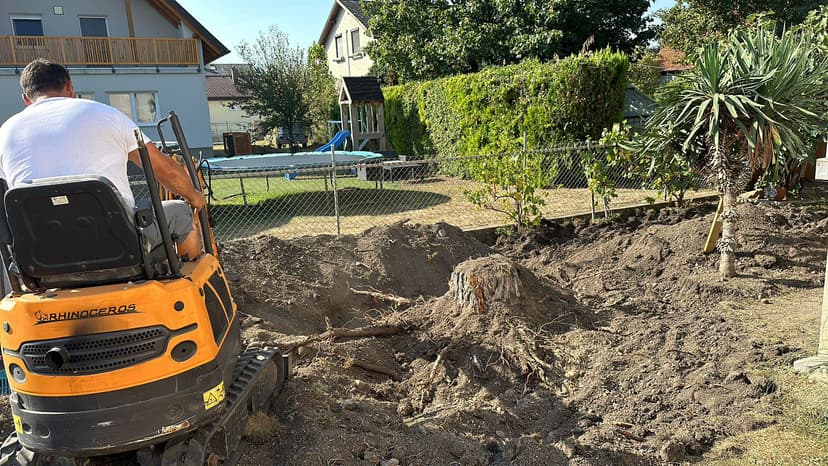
[643,21,828,278]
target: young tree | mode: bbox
[307,42,338,144]
[643,22,828,278]
[234,26,310,152]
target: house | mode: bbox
[657,47,692,83]
[0,0,229,156]
[318,0,373,80]
[624,86,657,130]
[204,65,258,143]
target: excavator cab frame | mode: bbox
[0,113,288,466]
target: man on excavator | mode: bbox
[0,58,205,260]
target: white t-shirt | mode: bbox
[0,97,146,208]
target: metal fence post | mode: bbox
[331,146,341,236]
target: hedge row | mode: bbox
[383,50,629,158]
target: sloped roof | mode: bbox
[341,77,384,103]
[205,74,246,100]
[624,86,657,120]
[147,0,230,63]
[658,47,692,73]
[319,0,370,45]
[208,63,251,75]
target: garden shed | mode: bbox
[339,77,388,151]
[624,86,657,129]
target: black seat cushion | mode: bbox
[4,176,143,285]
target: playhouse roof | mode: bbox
[341,77,384,103]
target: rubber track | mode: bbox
[0,347,287,466]
[175,347,283,466]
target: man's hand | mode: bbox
[187,191,206,212]
[129,143,206,211]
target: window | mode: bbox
[350,29,361,55]
[79,17,108,37]
[109,92,158,124]
[334,34,343,59]
[11,16,43,36]
[75,92,95,100]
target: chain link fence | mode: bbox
[210,123,254,143]
[130,145,714,242]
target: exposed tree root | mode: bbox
[344,358,402,381]
[289,325,401,350]
[350,287,415,306]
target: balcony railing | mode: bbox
[0,36,200,67]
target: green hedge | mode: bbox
[383,50,629,157]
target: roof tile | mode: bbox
[658,47,692,73]
[205,75,246,99]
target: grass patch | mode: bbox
[245,413,283,445]
[707,289,828,465]
[202,171,715,240]
[707,369,828,465]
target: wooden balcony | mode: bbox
[0,36,200,67]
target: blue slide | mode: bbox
[316,130,351,152]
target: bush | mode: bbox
[383,50,629,158]
[464,152,548,234]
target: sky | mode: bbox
[177,0,677,64]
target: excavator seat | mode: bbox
[0,176,153,290]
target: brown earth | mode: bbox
[220,190,828,465]
[3,192,821,464]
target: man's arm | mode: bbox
[128,144,205,211]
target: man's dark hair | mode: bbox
[20,59,71,100]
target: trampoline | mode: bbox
[200,151,384,205]
[201,151,382,172]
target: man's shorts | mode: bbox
[136,199,194,250]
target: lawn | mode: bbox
[202,171,715,240]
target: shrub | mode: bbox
[464,152,548,234]
[383,50,629,158]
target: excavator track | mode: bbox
[0,347,290,466]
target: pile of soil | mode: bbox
[222,221,489,336]
[222,196,827,465]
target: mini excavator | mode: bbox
[0,112,288,465]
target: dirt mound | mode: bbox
[514,201,826,313]
[495,199,827,462]
[389,255,594,412]
[240,254,600,465]
[221,221,489,336]
[230,197,826,465]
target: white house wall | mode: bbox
[208,100,259,141]
[324,8,374,80]
[0,0,179,38]
[129,0,183,38]
[0,0,218,154]
[0,68,213,152]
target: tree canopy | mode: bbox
[234,26,311,149]
[658,0,828,56]
[307,42,338,143]
[363,0,654,82]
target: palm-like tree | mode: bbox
[644,21,828,278]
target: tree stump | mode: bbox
[448,255,523,313]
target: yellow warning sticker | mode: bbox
[12,415,22,433]
[202,381,225,410]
